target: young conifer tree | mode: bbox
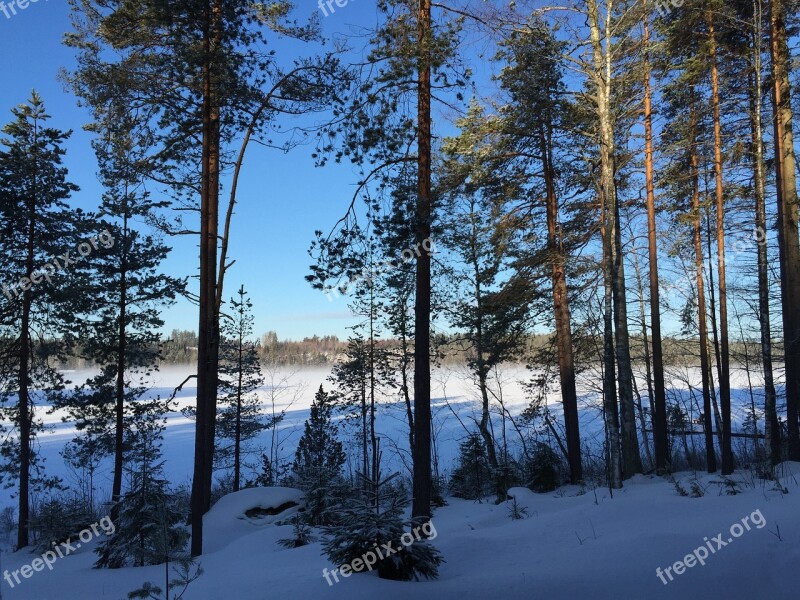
[217,285,266,491]
[293,385,345,525]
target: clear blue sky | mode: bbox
[0,1,394,341]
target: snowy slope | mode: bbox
[2,464,798,599]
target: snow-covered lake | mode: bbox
[1,362,780,513]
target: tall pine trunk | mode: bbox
[770,0,800,460]
[750,1,780,465]
[191,0,222,557]
[16,150,37,550]
[112,206,128,519]
[643,3,669,472]
[412,0,433,522]
[691,101,717,473]
[707,11,734,474]
[541,123,582,483]
[613,199,642,478]
[588,0,622,489]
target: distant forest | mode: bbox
[53,328,777,369]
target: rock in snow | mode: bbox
[203,487,305,553]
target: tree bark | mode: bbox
[707,11,734,474]
[643,3,669,473]
[613,199,643,478]
[541,122,582,483]
[690,101,717,473]
[112,201,129,520]
[750,0,780,465]
[770,0,800,461]
[412,0,433,523]
[588,0,622,489]
[191,0,222,557]
[16,133,37,550]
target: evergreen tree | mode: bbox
[493,18,585,483]
[440,104,534,499]
[62,101,183,520]
[66,0,347,556]
[95,404,189,568]
[0,92,82,549]
[310,0,467,524]
[449,433,493,500]
[293,385,345,525]
[217,285,266,491]
[321,472,443,581]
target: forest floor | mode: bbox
[1,364,796,599]
[2,463,798,599]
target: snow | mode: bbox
[1,361,777,516]
[203,486,305,553]
[2,364,798,598]
[2,464,798,599]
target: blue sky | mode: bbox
[0,1,392,341]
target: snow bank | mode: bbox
[203,487,305,553]
[3,470,798,599]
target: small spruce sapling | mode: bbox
[322,472,444,581]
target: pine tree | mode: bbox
[63,101,183,520]
[311,0,467,526]
[66,0,347,556]
[491,17,584,483]
[217,286,266,491]
[769,0,800,461]
[449,433,493,500]
[95,405,189,568]
[0,92,82,549]
[293,386,345,525]
[440,104,533,499]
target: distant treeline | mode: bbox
[157,330,777,369]
[51,329,779,370]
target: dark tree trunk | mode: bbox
[588,0,622,489]
[541,123,582,483]
[191,0,222,557]
[770,0,800,460]
[112,208,128,520]
[412,0,433,524]
[707,11,734,474]
[16,157,36,550]
[691,102,717,473]
[613,198,643,478]
[643,4,669,473]
[749,6,780,465]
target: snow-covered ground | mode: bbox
[2,363,796,599]
[0,361,774,514]
[2,464,798,599]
